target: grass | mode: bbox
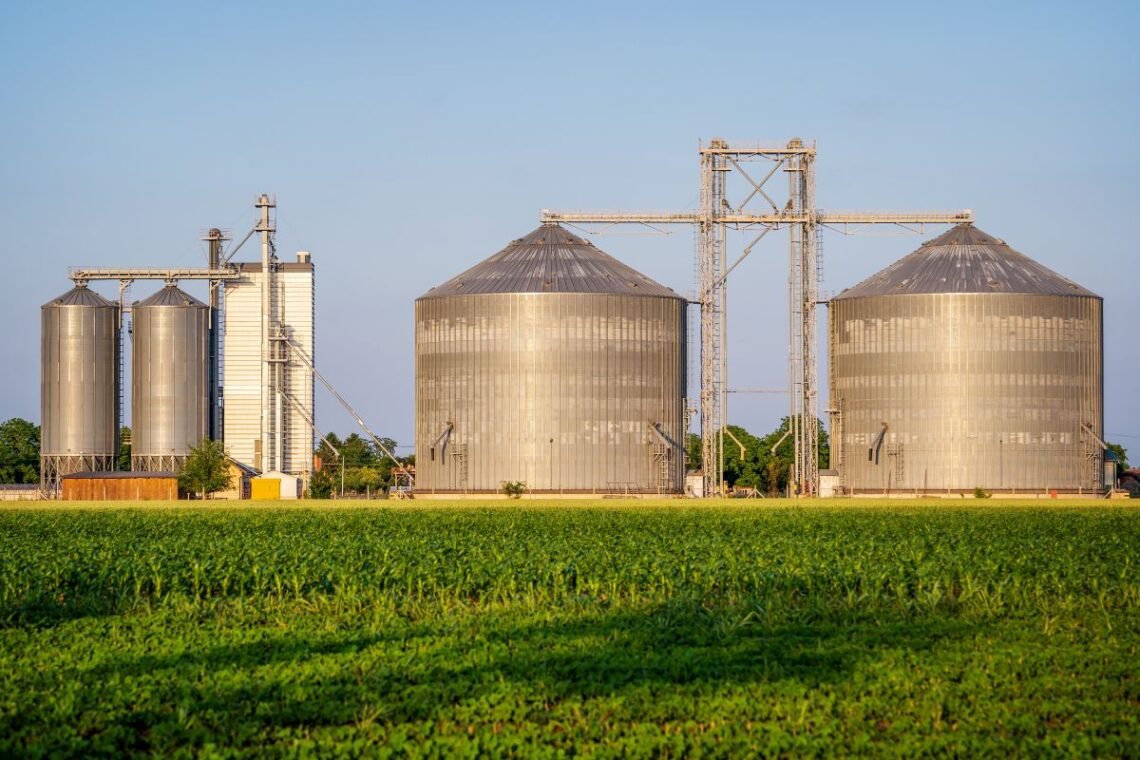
[0,502,1137,757]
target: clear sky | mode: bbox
[2,0,1137,454]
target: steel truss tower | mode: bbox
[542,138,972,496]
[255,193,282,474]
[203,227,230,442]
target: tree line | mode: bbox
[309,432,409,498]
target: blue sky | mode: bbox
[2,0,1137,452]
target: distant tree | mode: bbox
[357,466,382,498]
[341,467,363,494]
[721,425,765,490]
[315,433,342,470]
[177,439,232,499]
[0,418,39,484]
[685,433,701,471]
[309,468,335,499]
[765,458,783,497]
[340,433,377,468]
[759,417,830,496]
[315,431,407,495]
[693,417,831,496]
[759,421,795,496]
[118,426,132,471]
[372,437,400,486]
[373,436,399,459]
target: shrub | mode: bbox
[501,480,527,499]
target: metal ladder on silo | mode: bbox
[651,443,670,495]
[118,280,131,470]
[888,442,905,488]
[453,444,468,493]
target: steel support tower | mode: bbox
[203,228,230,441]
[255,193,281,474]
[541,138,973,496]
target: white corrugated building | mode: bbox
[222,255,315,488]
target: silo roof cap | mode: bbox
[835,223,1098,299]
[42,285,117,308]
[420,224,681,299]
[133,284,206,308]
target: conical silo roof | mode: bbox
[420,224,681,299]
[836,223,1098,299]
[42,284,117,308]
[133,284,206,308]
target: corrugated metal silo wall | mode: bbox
[221,272,263,470]
[416,293,687,493]
[278,268,316,478]
[828,293,1103,493]
[131,300,209,470]
[40,300,120,467]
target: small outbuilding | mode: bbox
[251,471,299,500]
[819,469,841,498]
[213,458,257,500]
[685,471,705,498]
[61,471,180,501]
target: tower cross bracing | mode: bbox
[541,138,972,496]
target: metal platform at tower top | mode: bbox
[541,138,973,497]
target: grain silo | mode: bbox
[415,224,687,495]
[829,223,1103,495]
[131,284,209,471]
[40,284,120,496]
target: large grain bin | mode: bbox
[131,284,209,471]
[415,224,687,495]
[829,223,1103,495]
[41,284,120,495]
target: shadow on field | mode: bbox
[57,602,983,743]
[0,594,122,630]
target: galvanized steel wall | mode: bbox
[829,293,1103,493]
[41,287,120,491]
[416,293,687,494]
[131,289,209,470]
[222,264,315,479]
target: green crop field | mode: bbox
[1,502,1137,757]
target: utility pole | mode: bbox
[541,138,972,496]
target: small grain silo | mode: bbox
[415,224,687,495]
[40,283,120,496]
[131,284,209,471]
[829,223,1103,495]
